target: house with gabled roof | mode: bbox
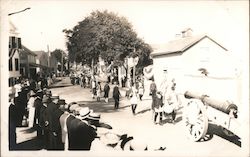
[151,28,240,102]
[9,21,22,89]
[19,45,39,79]
[33,50,49,77]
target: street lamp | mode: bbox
[8,7,31,16]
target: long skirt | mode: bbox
[28,107,35,127]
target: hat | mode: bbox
[42,95,50,103]
[79,107,91,119]
[74,106,82,115]
[69,104,80,112]
[123,138,148,151]
[68,102,77,107]
[51,96,60,100]
[30,90,36,96]
[88,112,101,121]
[100,132,120,145]
[58,99,66,105]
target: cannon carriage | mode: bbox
[183,91,240,142]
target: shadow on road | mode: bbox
[49,84,74,89]
[137,108,151,115]
[77,100,130,113]
[204,123,241,147]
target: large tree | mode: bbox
[63,10,152,70]
[51,49,67,71]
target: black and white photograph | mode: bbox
[0,0,249,157]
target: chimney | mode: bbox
[181,28,193,38]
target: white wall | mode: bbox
[153,53,183,93]
[152,37,241,104]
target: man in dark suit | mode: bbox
[66,107,97,150]
[112,82,121,109]
[53,99,65,150]
[46,96,61,150]
[9,96,18,150]
[39,95,50,149]
[34,90,43,139]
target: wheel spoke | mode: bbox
[185,99,209,142]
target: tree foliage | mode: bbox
[63,10,152,69]
[51,49,67,63]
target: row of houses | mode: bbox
[9,21,58,88]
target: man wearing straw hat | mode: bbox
[67,107,97,150]
[59,101,76,150]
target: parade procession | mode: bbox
[1,1,249,157]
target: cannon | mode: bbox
[183,91,240,142]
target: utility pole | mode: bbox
[61,51,64,76]
[47,45,50,75]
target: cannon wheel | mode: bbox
[184,99,209,142]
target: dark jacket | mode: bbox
[39,104,48,129]
[104,84,110,98]
[34,97,43,124]
[113,86,120,99]
[153,94,163,110]
[67,116,97,150]
[150,82,157,95]
[46,102,59,132]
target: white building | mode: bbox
[151,28,240,103]
[9,21,22,95]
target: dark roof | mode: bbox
[151,34,227,57]
[33,51,47,59]
[21,45,37,56]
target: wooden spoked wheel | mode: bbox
[184,99,209,142]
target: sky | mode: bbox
[3,0,249,61]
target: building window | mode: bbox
[9,59,13,71]
[11,36,16,48]
[9,77,15,87]
[17,38,22,49]
[15,58,19,71]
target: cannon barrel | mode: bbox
[184,91,238,115]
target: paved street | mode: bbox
[15,77,242,156]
